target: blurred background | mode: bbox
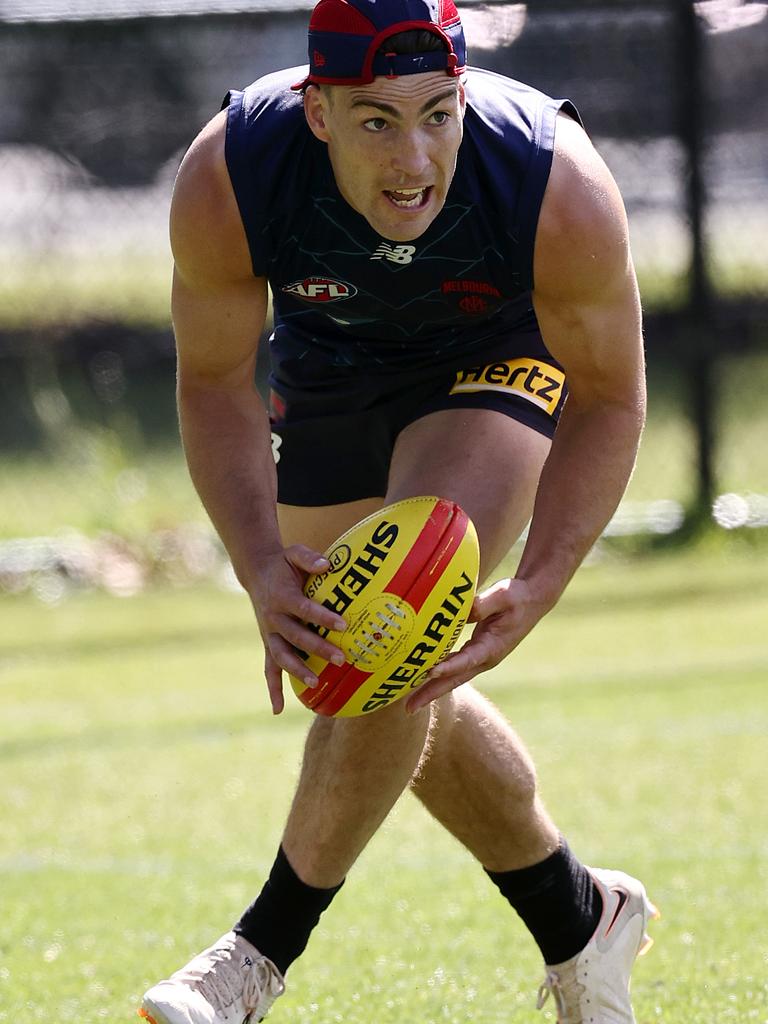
[0,0,766,598]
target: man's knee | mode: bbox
[410,684,540,805]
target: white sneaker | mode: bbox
[138,931,285,1024]
[536,868,659,1023]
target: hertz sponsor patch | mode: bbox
[450,358,566,415]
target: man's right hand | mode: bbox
[168,113,348,716]
[246,545,348,715]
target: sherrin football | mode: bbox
[290,496,480,717]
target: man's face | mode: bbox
[305,72,466,242]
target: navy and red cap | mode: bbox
[291,0,467,91]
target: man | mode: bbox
[139,2,655,1022]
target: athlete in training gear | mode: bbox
[225,64,573,504]
[140,1,653,1022]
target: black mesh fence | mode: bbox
[0,0,766,538]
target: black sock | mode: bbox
[484,837,602,965]
[234,846,344,975]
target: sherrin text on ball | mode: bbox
[290,496,480,716]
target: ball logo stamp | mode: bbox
[305,543,354,600]
[328,543,352,574]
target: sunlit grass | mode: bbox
[1,546,767,1021]
[0,251,173,330]
[0,436,203,541]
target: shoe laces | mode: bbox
[536,966,586,1024]
[246,960,284,1023]
[183,943,281,1021]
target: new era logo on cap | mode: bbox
[292,0,467,90]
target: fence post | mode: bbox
[677,0,716,522]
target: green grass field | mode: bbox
[2,544,767,1022]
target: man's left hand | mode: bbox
[405,577,550,712]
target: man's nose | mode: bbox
[391,130,432,180]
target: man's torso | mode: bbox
[224,66,578,374]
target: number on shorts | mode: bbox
[271,432,283,464]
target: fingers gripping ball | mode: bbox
[290,496,480,717]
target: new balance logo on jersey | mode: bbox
[370,243,417,265]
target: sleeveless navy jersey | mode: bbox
[224,66,578,375]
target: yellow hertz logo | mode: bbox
[450,359,565,415]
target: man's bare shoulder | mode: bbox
[534,112,632,303]
[170,110,252,288]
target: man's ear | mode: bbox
[458,78,467,115]
[304,85,332,142]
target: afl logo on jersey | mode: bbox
[282,278,357,303]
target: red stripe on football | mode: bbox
[290,496,479,717]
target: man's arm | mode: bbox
[518,112,645,602]
[408,113,645,706]
[170,112,347,712]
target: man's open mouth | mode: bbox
[383,186,432,210]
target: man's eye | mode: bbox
[428,111,450,125]
[364,118,388,132]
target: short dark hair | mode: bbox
[379,30,449,56]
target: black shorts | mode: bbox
[269,328,567,506]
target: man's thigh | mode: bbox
[278,410,550,579]
[278,497,383,553]
[270,329,565,512]
[386,408,551,582]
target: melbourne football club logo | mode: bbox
[370,243,417,265]
[442,279,503,315]
[282,278,357,302]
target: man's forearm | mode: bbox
[178,380,282,588]
[515,396,645,607]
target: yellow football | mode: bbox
[290,496,480,717]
